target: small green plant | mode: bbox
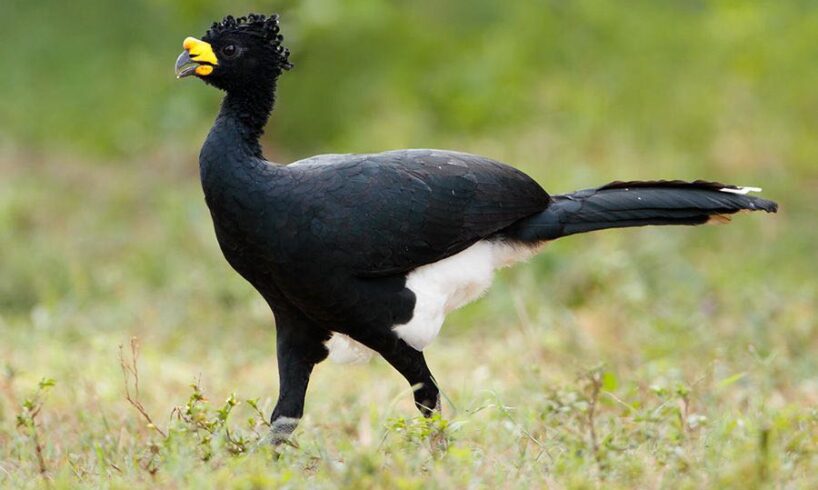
[385,412,453,456]
[119,338,272,473]
[170,384,262,460]
[16,377,55,478]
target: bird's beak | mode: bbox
[175,37,218,79]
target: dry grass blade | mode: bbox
[119,337,167,439]
[584,369,604,479]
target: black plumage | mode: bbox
[175,14,778,445]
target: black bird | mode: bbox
[175,14,777,444]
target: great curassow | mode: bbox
[175,14,778,445]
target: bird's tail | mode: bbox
[507,180,778,242]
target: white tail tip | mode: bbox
[719,186,762,195]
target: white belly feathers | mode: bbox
[325,240,541,363]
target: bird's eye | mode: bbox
[221,44,238,59]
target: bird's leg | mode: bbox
[352,331,449,453]
[352,331,440,417]
[268,354,312,446]
[266,313,329,446]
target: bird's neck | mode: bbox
[213,82,278,158]
[199,81,282,201]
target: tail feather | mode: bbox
[507,180,778,242]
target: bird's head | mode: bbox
[175,14,292,93]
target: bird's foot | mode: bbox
[258,416,301,452]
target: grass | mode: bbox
[0,125,815,488]
[2,1,818,487]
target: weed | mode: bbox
[120,337,166,439]
[15,377,55,479]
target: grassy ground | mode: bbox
[2,1,818,488]
[0,128,814,488]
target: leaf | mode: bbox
[717,372,747,389]
[601,371,619,391]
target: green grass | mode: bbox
[2,1,818,488]
[1,126,814,488]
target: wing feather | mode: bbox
[281,149,550,276]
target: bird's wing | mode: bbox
[282,149,551,276]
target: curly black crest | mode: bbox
[205,13,293,70]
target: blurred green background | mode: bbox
[1,0,817,487]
